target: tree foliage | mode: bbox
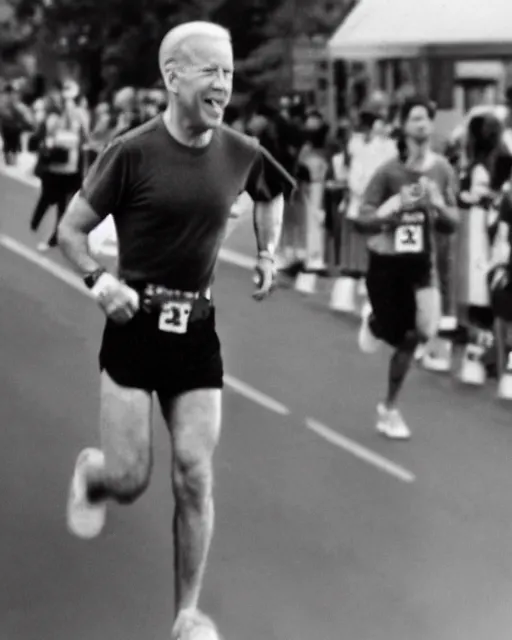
[0,0,34,75]
[4,0,357,100]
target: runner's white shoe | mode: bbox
[67,448,107,539]
[376,404,411,440]
[358,302,380,354]
[497,352,512,401]
[172,608,220,640]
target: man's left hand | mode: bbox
[252,253,277,301]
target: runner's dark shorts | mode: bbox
[99,295,224,397]
[366,250,434,348]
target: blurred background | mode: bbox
[2,0,512,382]
[4,4,512,639]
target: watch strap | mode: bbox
[83,267,107,289]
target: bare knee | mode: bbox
[108,465,150,504]
[100,372,153,504]
[173,451,214,511]
[415,287,441,342]
[168,389,221,510]
[106,445,151,504]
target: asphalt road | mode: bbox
[2,171,512,640]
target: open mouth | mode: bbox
[203,98,224,115]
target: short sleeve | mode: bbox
[360,164,391,212]
[80,139,129,218]
[244,145,296,203]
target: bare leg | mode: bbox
[385,287,440,409]
[67,371,153,539]
[87,371,153,504]
[163,388,221,616]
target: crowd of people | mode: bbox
[0,79,167,250]
[1,72,512,401]
[243,90,512,410]
[1,18,512,640]
[1,67,512,389]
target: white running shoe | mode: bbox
[358,302,380,354]
[497,352,512,401]
[67,448,107,539]
[172,608,220,640]
[376,404,411,440]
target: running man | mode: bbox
[57,21,295,639]
[355,96,459,439]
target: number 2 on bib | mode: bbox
[158,301,192,334]
[395,224,424,254]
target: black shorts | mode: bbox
[366,251,434,348]
[99,298,224,398]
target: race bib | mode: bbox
[158,300,193,334]
[395,223,424,254]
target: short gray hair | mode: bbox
[158,21,231,78]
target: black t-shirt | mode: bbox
[81,116,295,291]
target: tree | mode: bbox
[5,0,358,102]
[215,0,358,100]
[6,0,217,99]
[0,0,35,77]
[212,0,287,96]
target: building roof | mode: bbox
[328,0,512,59]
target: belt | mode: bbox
[132,284,212,321]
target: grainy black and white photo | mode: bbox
[1,0,512,638]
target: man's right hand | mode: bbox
[91,272,140,324]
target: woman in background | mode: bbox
[30,100,84,251]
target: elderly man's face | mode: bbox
[172,36,234,130]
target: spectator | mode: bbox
[0,83,33,165]
[488,181,512,395]
[29,102,84,251]
[295,111,330,272]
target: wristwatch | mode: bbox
[83,267,107,289]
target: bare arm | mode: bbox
[252,194,284,256]
[356,164,399,234]
[223,192,253,242]
[58,192,106,275]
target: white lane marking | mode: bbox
[1,166,255,271]
[0,234,93,298]
[224,374,290,416]
[0,164,39,187]
[218,248,254,271]
[0,232,288,418]
[305,418,416,483]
